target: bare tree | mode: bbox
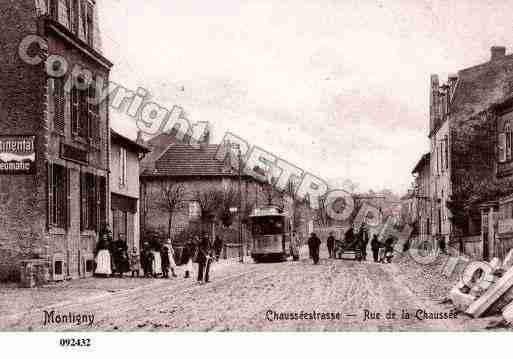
[153,182,187,240]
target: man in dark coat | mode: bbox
[213,235,223,261]
[326,232,336,259]
[161,246,170,278]
[181,238,196,278]
[141,241,153,277]
[358,225,369,261]
[370,234,381,263]
[307,233,321,264]
[197,236,213,283]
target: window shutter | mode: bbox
[499,133,507,163]
[445,136,449,170]
[81,0,88,39]
[506,130,513,160]
[47,162,54,229]
[87,85,93,140]
[54,78,65,133]
[86,2,94,47]
[119,147,123,186]
[72,0,79,34]
[80,171,86,231]
[66,167,71,229]
[123,149,127,185]
[71,87,79,135]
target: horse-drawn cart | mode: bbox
[334,236,363,260]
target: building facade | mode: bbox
[140,143,269,244]
[110,130,149,254]
[429,46,513,256]
[411,153,431,249]
[0,0,112,281]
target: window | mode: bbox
[505,122,512,161]
[71,78,100,140]
[119,147,127,187]
[80,172,106,232]
[82,1,94,47]
[53,78,65,133]
[188,201,201,219]
[48,163,68,228]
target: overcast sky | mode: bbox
[99,0,513,194]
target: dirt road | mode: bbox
[2,250,495,331]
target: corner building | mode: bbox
[0,0,112,281]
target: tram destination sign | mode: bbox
[0,135,35,174]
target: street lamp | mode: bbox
[231,143,243,263]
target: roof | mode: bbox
[431,52,513,136]
[142,144,237,177]
[451,53,513,123]
[412,153,430,174]
[110,130,151,154]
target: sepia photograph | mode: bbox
[1,1,513,350]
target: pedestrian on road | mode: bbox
[359,224,369,261]
[290,231,300,261]
[163,241,178,277]
[181,238,196,279]
[112,237,130,277]
[371,234,381,263]
[129,247,140,277]
[384,236,395,263]
[94,226,112,277]
[141,241,154,278]
[213,235,223,261]
[197,236,213,283]
[308,233,321,264]
[327,232,336,259]
[161,246,171,278]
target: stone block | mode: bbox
[449,286,476,312]
[503,301,513,326]
[466,265,513,318]
[503,249,513,271]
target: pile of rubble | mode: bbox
[449,249,513,327]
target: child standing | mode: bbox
[129,247,140,277]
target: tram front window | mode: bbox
[251,217,284,235]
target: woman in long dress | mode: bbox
[164,240,178,277]
[95,229,112,277]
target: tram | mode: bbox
[249,205,292,262]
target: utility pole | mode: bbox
[231,143,243,263]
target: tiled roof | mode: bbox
[452,54,513,122]
[142,144,237,177]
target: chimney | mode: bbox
[491,46,506,61]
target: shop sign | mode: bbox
[0,135,35,174]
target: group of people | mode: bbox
[94,225,224,284]
[95,225,132,277]
[370,234,395,263]
[305,224,397,264]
